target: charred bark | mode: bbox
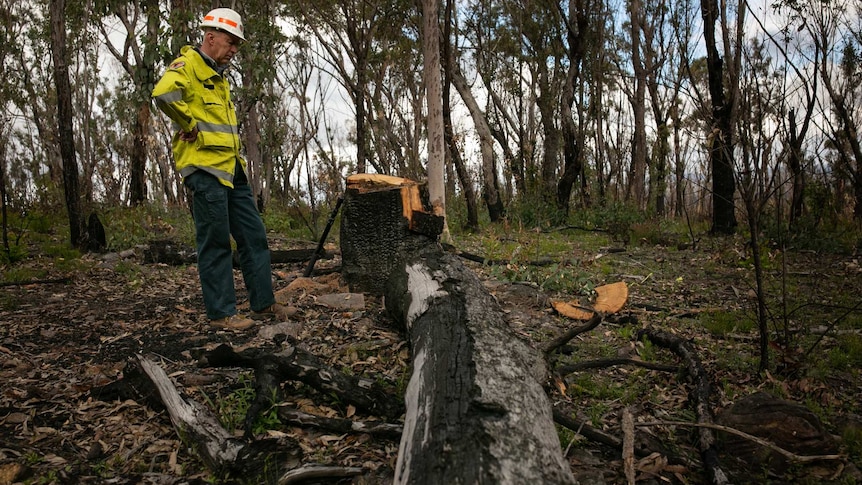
[384,250,575,484]
[639,328,730,485]
[199,343,404,421]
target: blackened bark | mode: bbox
[639,328,729,485]
[50,0,85,248]
[701,0,737,234]
[384,250,575,484]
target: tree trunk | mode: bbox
[629,0,648,209]
[701,0,737,234]
[50,0,85,249]
[445,33,504,223]
[441,4,479,231]
[384,250,575,484]
[340,174,443,295]
[340,174,575,484]
[422,0,450,243]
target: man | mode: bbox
[152,8,287,330]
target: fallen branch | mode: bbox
[556,357,678,376]
[552,409,694,469]
[0,277,72,287]
[278,465,363,485]
[543,314,603,355]
[135,355,301,480]
[636,420,846,464]
[277,408,403,440]
[200,343,404,421]
[639,328,729,485]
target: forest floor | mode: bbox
[1,229,861,484]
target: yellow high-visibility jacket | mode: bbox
[152,45,246,187]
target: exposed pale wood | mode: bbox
[623,407,636,485]
[277,465,363,485]
[135,355,301,480]
[551,281,629,320]
[346,173,425,228]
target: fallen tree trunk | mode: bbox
[340,174,575,484]
[383,249,575,484]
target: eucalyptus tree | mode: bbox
[421,0,448,239]
[283,0,412,175]
[555,0,606,217]
[0,0,17,258]
[516,1,568,206]
[96,0,163,206]
[234,0,289,211]
[443,0,499,225]
[465,0,541,200]
[699,0,743,234]
[10,1,64,196]
[367,28,425,179]
[797,0,862,219]
[51,0,85,247]
[625,0,649,208]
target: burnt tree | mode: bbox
[340,174,575,484]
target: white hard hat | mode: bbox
[200,8,246,41]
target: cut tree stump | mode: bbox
[340,174,443,294]
[340,174,575,484]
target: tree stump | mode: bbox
[340,174,575,484]
[339,174,443,295]
[716,391,840,477]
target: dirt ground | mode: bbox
[1,236,861,484]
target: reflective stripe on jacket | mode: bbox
[152,45,246,187]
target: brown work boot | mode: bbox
[210,314,255,330]
[254,303,293,321]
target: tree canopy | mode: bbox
[2,0,861,239]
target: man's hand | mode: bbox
[179,126,199,142]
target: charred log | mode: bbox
[199,343,404,421]
[639,328,730,485]
[384,249,575,484]
[134,355,301,481]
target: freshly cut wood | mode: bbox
[384,249,576,484]
[340,174,444,294]
[552,281,629,320]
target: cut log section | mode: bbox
[384,249,576,484]
[340,174,444,294]
[552,281,629,320]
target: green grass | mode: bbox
[206,373,281,436]
[102,205,196,250]
[699,310,756,336]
